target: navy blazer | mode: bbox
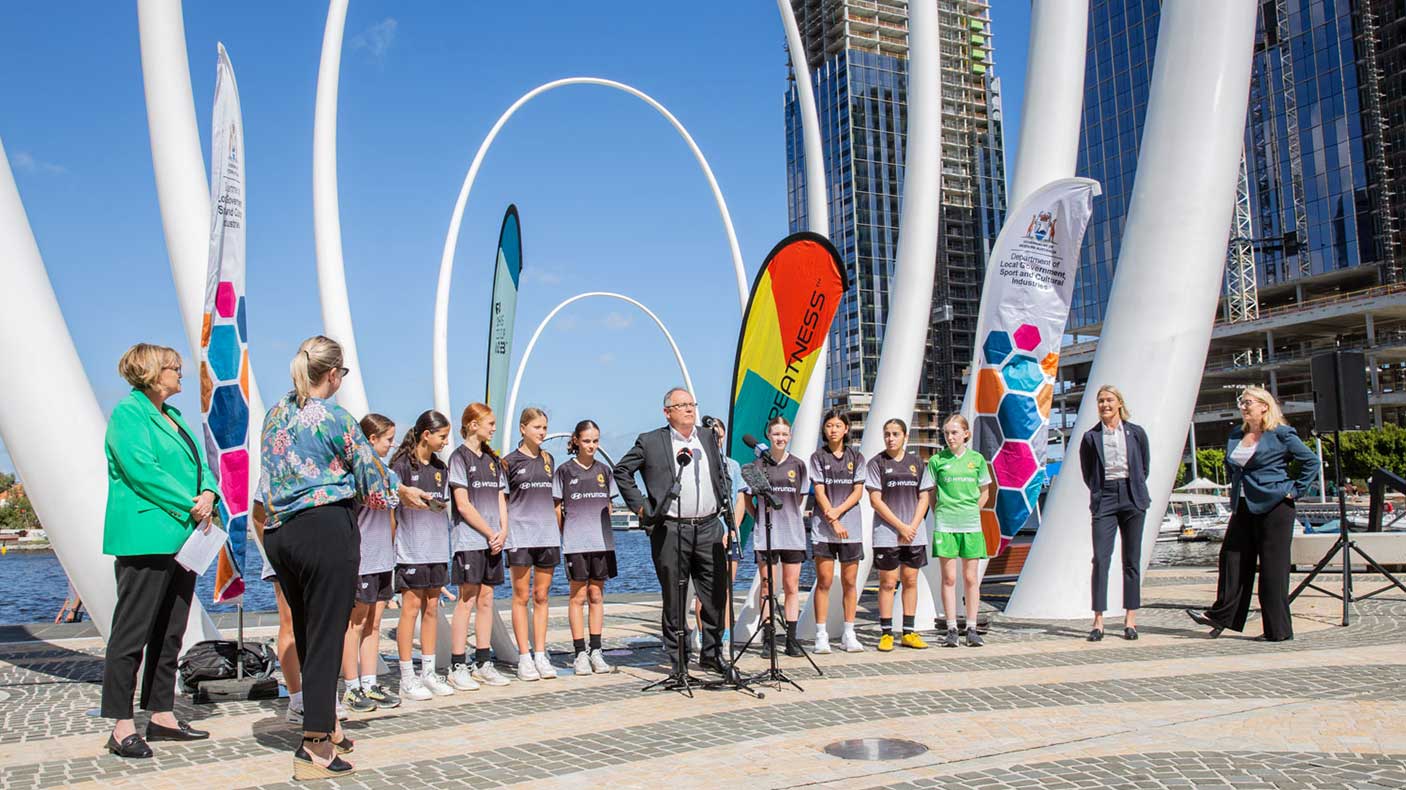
[1078,420,1151,514]
[1225,425,1320,515]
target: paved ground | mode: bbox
[0,567,1403,789]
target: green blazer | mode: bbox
[103,389,220,556]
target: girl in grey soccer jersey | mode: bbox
[390,411,454,701]
[553,420,619,676]
[504,407,560,681]
[742,416,810,659]
[808,409,867,654]
[446,403,512,689]
[340,414,403,713]
[865,418,935,652]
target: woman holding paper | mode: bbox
[100,343,220,759]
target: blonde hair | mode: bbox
[1095,384,1131,421]
[519,407,548,428]
[118,343,181,390]
[942,413,971,433]
[290,335,343,407]
[1238,385,1286,431]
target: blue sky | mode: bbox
[0,2,1030,472]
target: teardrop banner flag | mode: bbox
[726,232,847,547]
[961,177,1100,556]
[202,43,251,603]
[486,205,522,437]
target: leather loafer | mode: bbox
[106,733,153,759]
[145,720,209,742]
[1086,628,1103,642]
[1123,627,1139,641]
[1185,609,1226,638]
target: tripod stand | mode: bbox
[642,451,706,696]
[1289,345,1406,625]
[731,472,822,691]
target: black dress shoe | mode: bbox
[1123,627,1139,641]
[784,637,805,658]
[1185,609,1226,638]
[106,733,153,758]
[1254,634,1294,642]
[1086,628,1103,642]
[146,720,210,742]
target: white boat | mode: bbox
[609,511,640,531]
[1167,491,1231,542]
[1157,511,1184,543]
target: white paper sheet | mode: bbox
[175,521,227,575]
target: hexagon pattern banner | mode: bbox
[964,177,1100,556]
[201,43,251,603]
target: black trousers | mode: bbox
[1206,499,1296,640]
[1090,479,1146,612]
[101,554,196,720]
[649,517,727,665]
[264,501,359,733]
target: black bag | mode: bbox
[178,639,275,694]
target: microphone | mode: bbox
[676,448,693,468]
[701,415,719,429]
[742,433,769,457]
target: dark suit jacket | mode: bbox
[1225,425,1320,514]
[1078,420,1151,513]
[613,425,729,529]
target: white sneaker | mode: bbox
[588,648,613,674]
[534,652,558,679]
[472,661,513,687]
[840,631,866,653]
[422,671,455,696]
[813,632,832,654]
[572,652,594,675]
[285,703,304,725]
[516,654,541,681]
[400,675,434,701]
[448,664,481,691]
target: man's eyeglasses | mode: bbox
[665,401,698,411]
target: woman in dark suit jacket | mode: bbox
[1188,385,1320,641]
[1079,385,1151,642]
[101,344,219,758]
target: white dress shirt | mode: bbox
[1102,422,1129,480]
[668,426,718,519]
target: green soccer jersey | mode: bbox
[927,447,991,533]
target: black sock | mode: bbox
[880,617,893,636]
[573,638,587,656]
[451,652,466,670]
[474,647,491,665]
[589,633,602,651]
[902,615,915,635]
[785,620,798,640]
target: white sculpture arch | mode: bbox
[432,77,745,423]
[503,292,695,450]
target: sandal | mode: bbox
[293,734,355,781]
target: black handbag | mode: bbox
[177,639,275,694]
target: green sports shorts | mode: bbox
[933,531,987,559]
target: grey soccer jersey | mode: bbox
[357,506,395,575]
[392,456,451,564]
[809,447,865,543]
[504,448,560,549]
[447,445,506,552]
[553,458,618,553]
[864,451,934,548]
[742,453,808,552]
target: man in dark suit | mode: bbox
[614,387,731,675]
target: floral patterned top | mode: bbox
[260,392,399,526]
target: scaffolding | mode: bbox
[1355,1,1402,283]
[1276,0,1311,279]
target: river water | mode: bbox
[0,534,1216,626]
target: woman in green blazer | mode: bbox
[100,343,219,759]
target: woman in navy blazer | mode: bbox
[1079,385,1151,642]
[1188,386,1320,641]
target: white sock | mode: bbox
[290,690,303,709]
[360,674,377,690]
[345,676,360,691]
[946,619,959,631]
[842,621,855,636]
[815,624,828,640]
[421,655,436,677]
[400,660,416,683]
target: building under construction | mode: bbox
[1058,0,1406,459]
[782,0,1007,455]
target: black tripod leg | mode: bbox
[1288,536,1345,603]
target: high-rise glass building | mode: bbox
[783,0,1007,454]
[1061,0,1405,446]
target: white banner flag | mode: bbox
[962,177,1100,555]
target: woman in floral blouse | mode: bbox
[261,335,427,781]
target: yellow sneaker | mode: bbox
[900,632,929,649]
[877,633,895,652]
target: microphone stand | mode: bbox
[642,452,705,697]
[701,457,763,698]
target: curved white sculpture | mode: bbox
[0,139,119,637]
[1004,1,1090,209]
[502,292,695,450]
[312,0,370,418]
[1006,1,1258,619]
[432,77,746,423]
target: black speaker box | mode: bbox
[1310,350,1370,432]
